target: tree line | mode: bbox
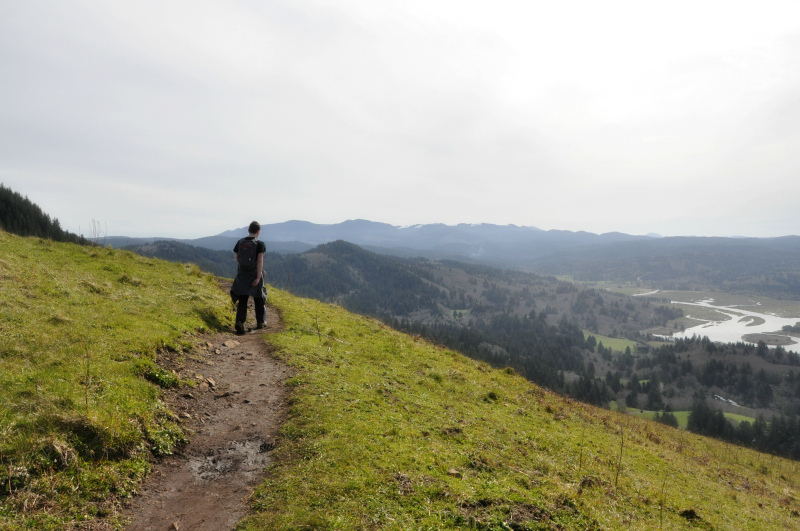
[0,184,86,244]
[687,399,800,460]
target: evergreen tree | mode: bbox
[0,184,85,243]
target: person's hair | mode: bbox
[248,221,261,234]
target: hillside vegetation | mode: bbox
[0,230,232,529]
[126,239,800,455]
[244,289,800,530]
[4,230,800,529]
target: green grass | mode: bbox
[582,331,638,354]
[5,232,800,529]
[628,409,755,430]
[724,412,757,425]
[242,289,800,530]
[0,231,233,529]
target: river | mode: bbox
[663,298,800,352]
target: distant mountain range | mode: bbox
[107,219,654,265]
[107,221,800,298]
[219,219,651,252]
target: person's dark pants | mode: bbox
[235,293,266,325]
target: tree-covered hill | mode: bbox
[126,240,236,278]
[0,184,86,244]
[127,238,670,338]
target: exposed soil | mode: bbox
[123,298,289,530]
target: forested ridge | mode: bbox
[127,240,234,277]
[0,184,86,243]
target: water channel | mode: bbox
[653,296,800,353]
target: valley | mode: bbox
[669,297,800,347]
[4,192,800,527]
[120,238,800,460]
[619,287,800,349]
[10,227,800,529]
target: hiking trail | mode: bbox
[123,299,289,530]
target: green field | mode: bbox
[582,331,639,353]
[628,409,755,429]
[647,340,673,348]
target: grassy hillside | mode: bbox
[245,289,800,530]
[4,230,800,529]
[0,230,232,529]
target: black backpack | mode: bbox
[237,238,259,272]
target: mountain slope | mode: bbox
[243,288,800,530]
[0,230,233,529]
[3,230,800,529]
[138,219,800,298]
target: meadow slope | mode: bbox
[2,230,800,530]
[246,289,800,530]
[0,231,233,529]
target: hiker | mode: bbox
[230,221,267,334]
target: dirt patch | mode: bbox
[123,303,290,530]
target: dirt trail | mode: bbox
[124,303,289,530]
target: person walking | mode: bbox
[230,221,267,334]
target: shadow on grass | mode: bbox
[197,306,232,331]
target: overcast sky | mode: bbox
[2,0,799,238]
